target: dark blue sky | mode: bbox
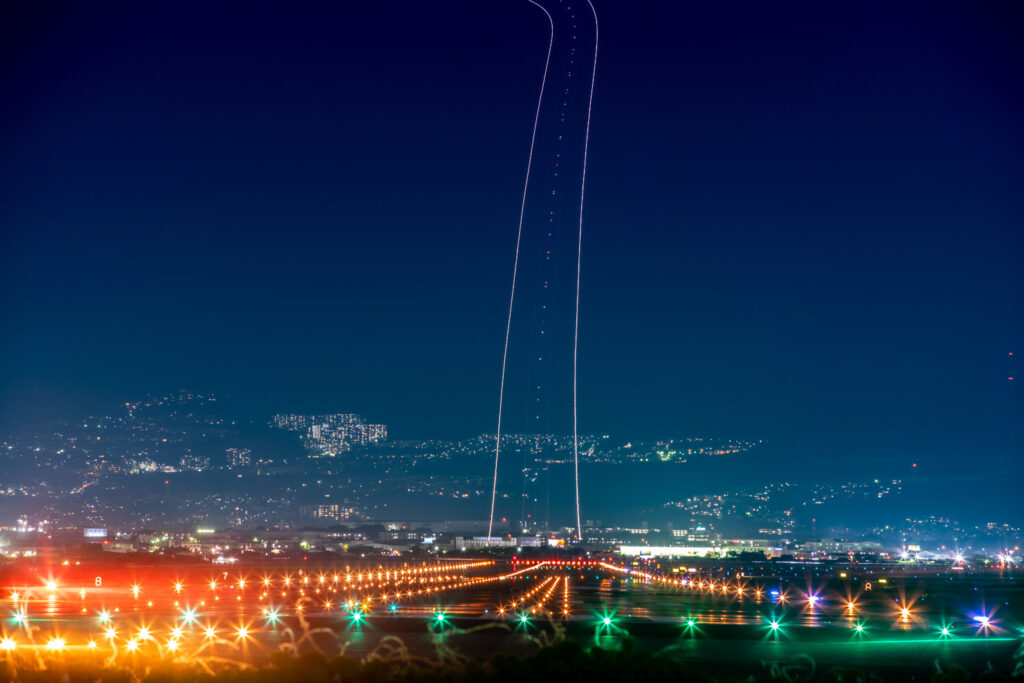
[1,1,1020,469]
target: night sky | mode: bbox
[2,1,1021,471]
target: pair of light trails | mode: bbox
[489,0,600,541]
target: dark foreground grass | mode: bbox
[1,639,1022,683]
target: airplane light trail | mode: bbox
[489,0,556,542]
[572,0,599,541]
[488,0,600,545]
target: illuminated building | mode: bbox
[271,413,388,457]
[303,504,357,521]
[226,448,252,469]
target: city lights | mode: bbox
[0,4,1018,680]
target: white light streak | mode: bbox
[489,0,555,540]
[573,0,599,540]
